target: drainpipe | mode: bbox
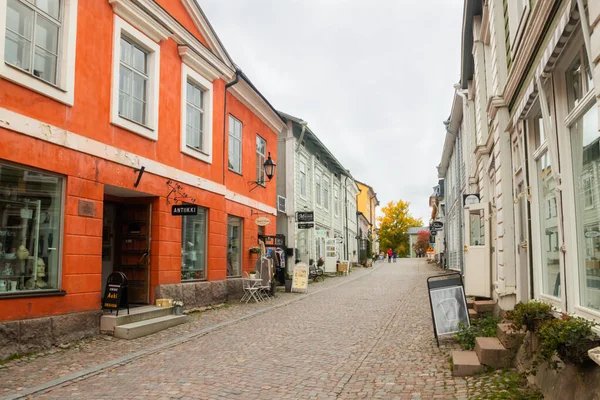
[343,175,349,260]
[222,69,241,184]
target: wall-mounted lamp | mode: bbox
[249,152,277,192]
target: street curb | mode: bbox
[2,262,385,400]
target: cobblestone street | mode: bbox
[3,260,510,399]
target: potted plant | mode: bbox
[249,270,257,279]
[508,300,554,332]
[538,315,600,367]
[173,300,184,315]
[249,246,261,255]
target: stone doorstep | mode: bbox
[113,315,188,340]
[496,323,525,350]
[100,306,173,334]
[468,308,479,320]
[474,337,512,369]
[473,300,496,314]
[467,299,475,310]
[452,350,484,377]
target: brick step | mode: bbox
[452,350,484,376]
[473,300,496,314]
[475,337,511,368]
[468,308,479,320]
[467,299,475,310]
[114,315,188,340]
[497,323,525,349]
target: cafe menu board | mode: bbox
[291,263,309,293]
[103,283,124,310]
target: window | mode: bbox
[1,0,77,104]
[181,207,207,281]
[180,64,213,163]
[315,175,321,206]
[469,209,485,246]
[323,178,329,210]
[228,115,242,174]
[227,216,242,277]
[118,37,148,126]
[299,160,307,197]
[334,187,340,216]
[0,162,63,295]
[256,135,266,185]
[111,16,160,140]
[582,174,594,209]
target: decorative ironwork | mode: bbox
[166,180,196,205]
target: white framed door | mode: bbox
[463,202,491,297]
[324,238,337,273]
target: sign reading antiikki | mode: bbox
[172,205,198,216]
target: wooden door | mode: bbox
[117,204,150,304]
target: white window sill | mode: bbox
[111,117,157,141]
[0,63,74,106]
[182,145,212,164]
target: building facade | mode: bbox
[0,0,285,356]
[356,181,380,257]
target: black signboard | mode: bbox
[102,272,129,316]
[431,221,443,229]
[430,230,437,237]
[296,211,314,222]
[298,223,314,229]
[172,204,198,216]
[427,273,469,347]
[259,234,286,248]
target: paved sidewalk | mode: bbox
[2,260,520,399]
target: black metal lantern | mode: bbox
[264,152,276,181]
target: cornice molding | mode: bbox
[487,95,507,121]
[504,0,557,108]
[178,46,220,82]
[109,0,170,42]
[230,81,286,134]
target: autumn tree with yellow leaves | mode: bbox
[377,200,422,257]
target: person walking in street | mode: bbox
[392,250,397,263]
[387,248,392,263]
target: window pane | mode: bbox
[0,163,63,293]
[181,208,207,281]
[33,47,57,83]
[35,16,58,54]
[132,73,146,101]
[538,152,560,298]
[132,46,146,74]
[119,91,130,119]
[186,82,194,104]
[131,98,145,125]
[469,210,485,246]
[7,0,34,39]
[571,104,600,311]
[228,116,242,172]
[5,30,32,72]
[566,55,583,112]
[35,0,60,20]
[120,38,132,64]
[227,216,242,277]
[119,65,132,93]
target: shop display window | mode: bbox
[0,162,63,294]
[181,207,207,281]
[227,216,242,277]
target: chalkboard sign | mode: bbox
[102,272,129,316]
[291,263,309,293]
[427,273,469,346]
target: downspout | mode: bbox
[222,69,241,184]
[343,175,349,260]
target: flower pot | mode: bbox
[284,280,292,293]
[249,274,256,279]
[174,305,184,316]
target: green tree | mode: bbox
[378,200,422,257]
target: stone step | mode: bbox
[468,308,479,320]
[467,299,475,310]
[473,300,496,314]
[497,323,525,349]
[101,306,174,334]
[452,350,484,377]
[113,315,188,340]
[474,337,511,368]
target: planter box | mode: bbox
[337,263,348,273]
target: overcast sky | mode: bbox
[201,0,463,224]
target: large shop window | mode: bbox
[227,215,242,277]
[181,207,207,281]
[0,163,63,294]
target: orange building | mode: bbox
[0,0,285,355]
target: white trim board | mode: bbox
[225,190,276,216]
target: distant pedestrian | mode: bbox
[392,250,397,263]
[387,248,392,263]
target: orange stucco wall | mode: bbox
[0,0,279,321]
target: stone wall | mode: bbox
[0,310,102,360]
[154,279,244,310]
[515,331,600,400]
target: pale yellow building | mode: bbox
[356,181,380,255]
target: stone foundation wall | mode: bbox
[154,279,244,310]
[0,310,102,360]
[516,331,600,400]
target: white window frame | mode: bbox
[228,114,242,174]
[180,63,212,164]
[299,159,307,198]
[111,15,160,141]
[0,0,78,105]
[507,0,530,57]
[315,174,321,207]
[256,135,266,186]
[334,187,340,217]
[323,177,329,211]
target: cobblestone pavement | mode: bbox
[2,260,515,399]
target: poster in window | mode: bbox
[430,285,469,335]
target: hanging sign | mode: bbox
[430,230,437,237]
[585,231,600,238]
[291,262,309,293]
[255,217,271,226]
[298,223,314,229]
[172,204,198,216]
[431,221,444,229]
[427,273,470,347]
[463,194,481,206]
[296,211,314,222]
